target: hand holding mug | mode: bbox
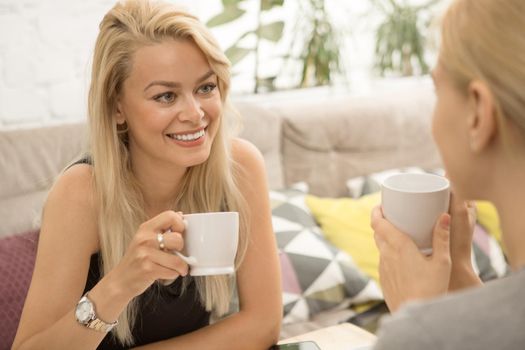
[104,210,189,298]
[371,206,452,312]
[374,173,453,312]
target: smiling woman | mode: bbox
[116,39,222,169]
[11,1,282,349]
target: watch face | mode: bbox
[75,299,93,323]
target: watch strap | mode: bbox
[87,317,118,333]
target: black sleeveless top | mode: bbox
[71,157,210,349]
[83,254,210,349]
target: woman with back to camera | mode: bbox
[12,0,282,349]
[371,0,525,349]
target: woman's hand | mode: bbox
[448,192,482,290]
[371,206,452,312]
[105,210,190,298]
[449,192,477,263]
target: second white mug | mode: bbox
[381,173,450,254]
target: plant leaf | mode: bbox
[222,0,244,6]
[257,21,285,42]
[225,45,252,65]
[206,6,246,27]
[261,0,284,11]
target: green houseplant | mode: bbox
[288,0,344,88]
[206,0,286,93]
[207,0,344,92]
[372,0,439,76]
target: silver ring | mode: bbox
[156,233,166,251]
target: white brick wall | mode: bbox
[0,0,214,127]
[0,0,116,126]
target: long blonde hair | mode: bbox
[88,0,248,345]
[440,0,525,136]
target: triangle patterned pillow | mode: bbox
[270,187,382,324]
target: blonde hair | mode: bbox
[88,0,247,345]
[440,0,525,135]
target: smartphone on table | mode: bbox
[269,341,321,350]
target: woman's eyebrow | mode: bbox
[144,80,180,92]
[143,70,215,92]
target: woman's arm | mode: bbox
[135,138,282,350]
[12,165,189,350]
[12,165,122,350]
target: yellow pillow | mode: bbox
[306,193,381,282]
[306,193,504,284]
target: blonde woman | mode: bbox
[371,0,525,349]
[12,1,281,349]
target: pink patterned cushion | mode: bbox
[0,230,39,349]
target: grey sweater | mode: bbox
[373,268,525,350]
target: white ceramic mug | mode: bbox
[175,211,239,276]
[381,173,450,254]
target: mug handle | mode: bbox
[174,251,197,265]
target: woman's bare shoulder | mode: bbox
[42,163,99,253]
[230,137,269,194]
[231,137,265,169]
[48,163,96,212]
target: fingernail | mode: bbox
[440,214,451,230]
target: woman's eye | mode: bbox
[154,92,175,103]
[198,83,217,94]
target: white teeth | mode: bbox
[170,129,205,141]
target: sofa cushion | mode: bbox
[271,187,382,324]
[272,86,440,197]
[0,230,39,349]
[0,122,87,237]
[306,193,382,282]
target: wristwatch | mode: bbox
[75,292,118,333]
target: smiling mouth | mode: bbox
[166,128,206,142]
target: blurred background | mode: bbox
[0,0,450,126]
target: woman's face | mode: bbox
[117,38,222,170]
[431,63,477,197]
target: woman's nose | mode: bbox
[178,95,204,122]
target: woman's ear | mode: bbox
[115,99,126,125]
[467,80,497,153]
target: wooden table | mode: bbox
[279,323,377,350]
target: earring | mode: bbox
[117,121,128,134]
